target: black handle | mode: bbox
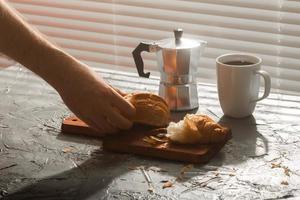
[132,42,151,78]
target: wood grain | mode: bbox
[61,116,231,163]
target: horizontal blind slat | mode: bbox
[5,0,300,94]
[13,6,300,48]
[24,17,300,58]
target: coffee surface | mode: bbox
[224,61,254,66]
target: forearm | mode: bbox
[0,0,84,92]
[0,1,135,134]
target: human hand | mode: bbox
[0,0,134,135]
[57,63,135,135]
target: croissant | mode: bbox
[125,93,170,127]
[166,114,229,144]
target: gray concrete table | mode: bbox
[0,65,300,200]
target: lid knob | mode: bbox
[174,28,183,44]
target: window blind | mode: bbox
[4,0,300,94]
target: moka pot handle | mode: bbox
[132,42,158,78]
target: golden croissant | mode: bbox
[167,114,229,144]
[124,93,170,127]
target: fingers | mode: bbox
[76,116,106,135]
[78,115,118,135]
[111,86,126,97]
[108,88,136,118]
[90,116,118,134]
[81,96,133,134]
[105,107,133,130]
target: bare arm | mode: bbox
[0,0,135,134]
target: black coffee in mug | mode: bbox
[224,61,254,66]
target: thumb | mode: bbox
[111,86,127,97]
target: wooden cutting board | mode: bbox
[61,116,231,163]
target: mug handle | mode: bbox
[252,70,271,102]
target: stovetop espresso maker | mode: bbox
[132,29,207,111]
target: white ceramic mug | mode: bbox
[216,53,271,118]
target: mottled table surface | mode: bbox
[0,66,300,200]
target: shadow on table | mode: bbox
[4,153,206,200]
[4,135,203,200]
[5,113,266,199]
[3,153,130,200]
[218,115,269,164]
